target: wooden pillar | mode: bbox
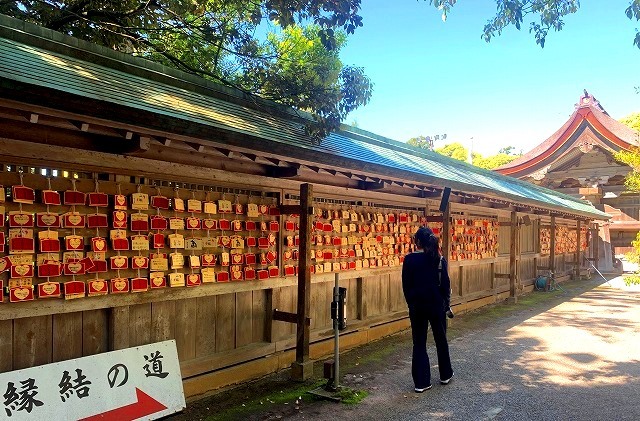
[593,222,599,270]
[292,183,313,380]
[442,201,451,262]
[509,211,518,299]
[550,216,557,276]
[575,220,582,279]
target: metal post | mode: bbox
[333,273,340,390]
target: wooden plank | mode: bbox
[346,278,359,323]
[82,309,108,357]
[175,299,197,361]
[296,183,313,363]
[128,303,152,347]
[381,273,391,314]
[0,319,13,372]
[509,211,518,298]
[252,290,267,343]
[356,277,365,320]
[109,306,129,350]
[236,291,253,347]
[310,278,322,330]
[151,300,175,344]
[576,220,582,278]
[215,294,236,353]
[195,297,216,358]
[442,203,451,262]
[268,287,281,342]
[52,312,83,362]
[389,271,403,312]
[0,266,402,321]
[550,216,557,275]
[13,316,52,370]
[181,342,277,379]
[277,286,295,337]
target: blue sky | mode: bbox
[339,0,640,155]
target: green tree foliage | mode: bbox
[435,142,468,161]
[407,136,433,150]
[422,1,640,50]
[620,112,640,132]
[0,0,373,142]
[621,232,640,285]
[613,114,640,284]
[472,152,520,169]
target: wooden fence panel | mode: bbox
[519,257,536,283]
[363,275,379,317]
[175,299,197,360]
[195,297,216,357]
[252,290,267,343]
[236,291,253,348]
[13,316,52,370]
[379,274,391,315]
[151,300,176,344]
[52,312,83,362]
[128,303,152,348]
[389,271,402,312]
[450,266,460,297]
[215,294,236,353]
[82,310,109,357]
[465,264,493,294]
[0,319,12,372]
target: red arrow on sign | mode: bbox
[79,388,167,421]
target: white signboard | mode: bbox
[0,340,185,420]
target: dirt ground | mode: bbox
[168,275,640,421]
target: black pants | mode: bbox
[409,306,453,388]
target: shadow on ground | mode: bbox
[168,276,640,421]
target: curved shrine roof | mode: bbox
[496,91,639,178]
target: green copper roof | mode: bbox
[0,15,608,220]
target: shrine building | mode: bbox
[495,91,640,271]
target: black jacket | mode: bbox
[402,252,451,313]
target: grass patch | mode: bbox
[336,387,369,404]
[203,379,325,421]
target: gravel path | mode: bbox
[173,276,640,421]
[281,276,640,421]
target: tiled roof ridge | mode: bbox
[0,13,313,124]
[496,90,640,173]
[338,126,594,209]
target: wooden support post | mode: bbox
[509,211,518,301]
[356,277,365,320]
[593,223,599,270]
[442,201,451,263]
[576,220,581,279]
[291,183,313,380]
[550,216,557,276]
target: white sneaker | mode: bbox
[414,385,432,393]
[440,372,454,385]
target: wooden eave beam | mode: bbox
[214,147,234,158]
[70,120,90,132]
[267,165,300,178]
[358,180,385,190]
[185,142,206,153]
[421,190,443,198]
[323,169,337,176]
[120,130,134,140]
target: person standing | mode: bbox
[402,226,454,392]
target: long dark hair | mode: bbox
[414,226,440,264]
